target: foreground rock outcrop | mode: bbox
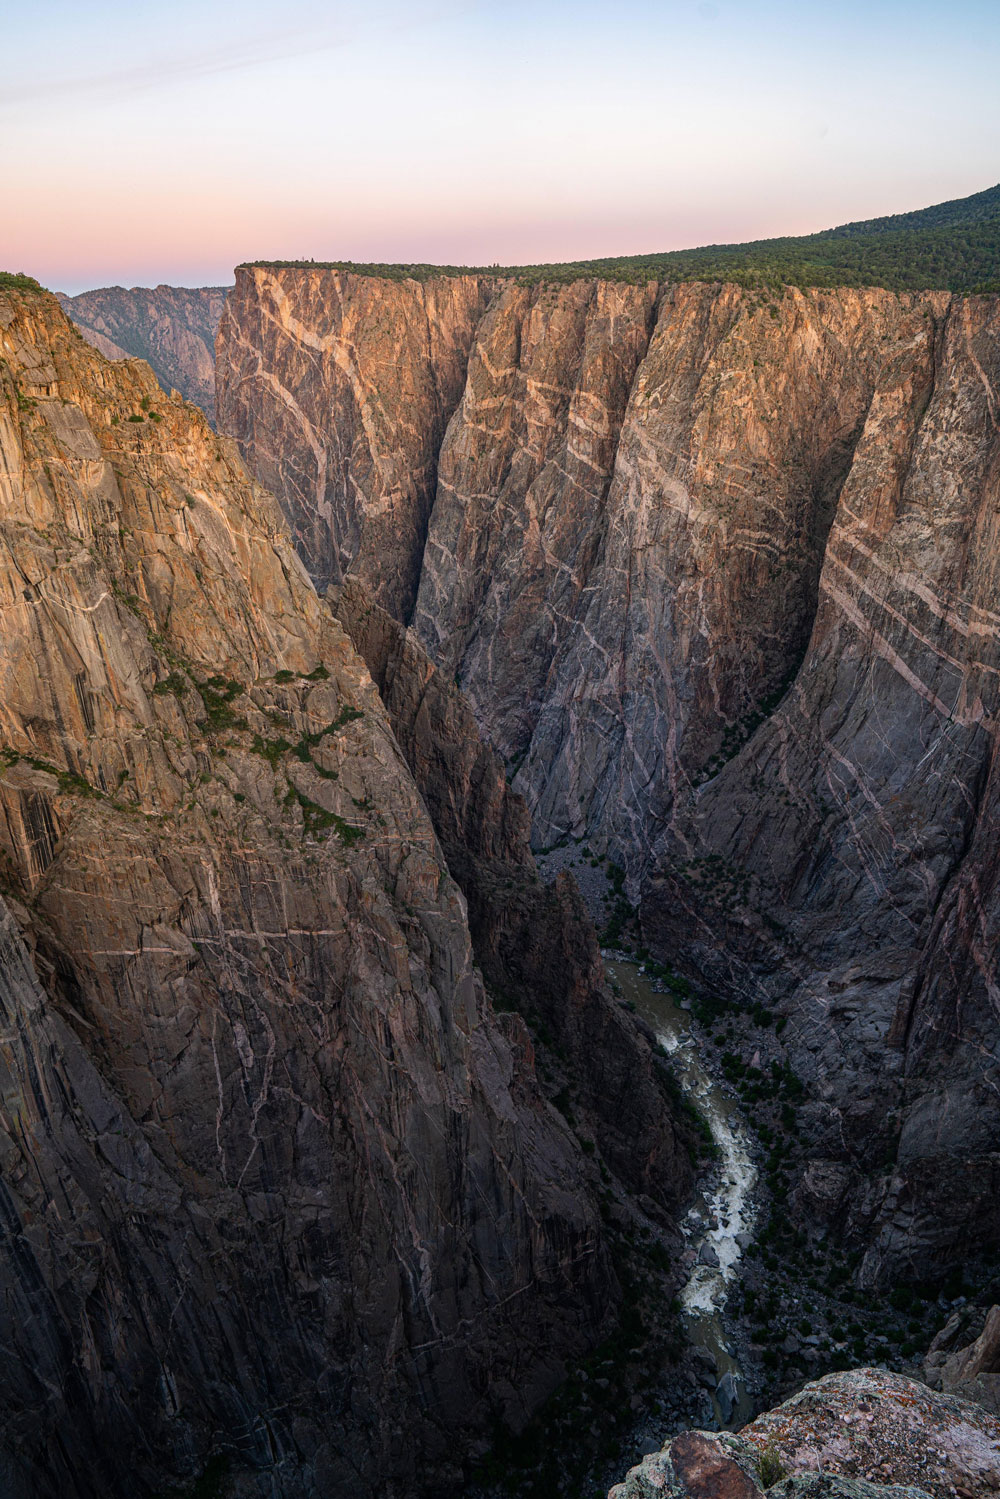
[610,1369,1000,1499]
[0,285,639,1498]
[57,283,228,423]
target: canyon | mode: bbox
[31,206,1000,1496]
[0,284,697,1498]
[216,266,1000,1295]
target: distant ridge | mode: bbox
[241,182,1000,293]
[55,283,231,425]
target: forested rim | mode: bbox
[239,182,1000,293]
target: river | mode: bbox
[605,959,759,1428]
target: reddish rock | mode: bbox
[56,283,228,424]
[0,285,619,1499]
[611,1369,1000,1499]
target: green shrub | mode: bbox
[289,786,363,845]
[758,1445,787,1488]
[0,271,43,291]
[153,671,188,697]
[196,677,247,732]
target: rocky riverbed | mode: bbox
[532,847,1000,1485]
[606,958,759,1429]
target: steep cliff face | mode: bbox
[417,282,942,867]
[56,284,228,424]
[410,276,659,768]
[219,275,956,871]
[336,576,695,1216]
[0,287,623,1498]
[217,267,493,614]
[217,269,1000,1282]
[643,292,1000,1280]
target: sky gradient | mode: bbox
[4,0,999,293]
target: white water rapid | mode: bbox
[605,959,759,1427]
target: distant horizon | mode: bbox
[42,177,1000,298]
[5,0,1000,295]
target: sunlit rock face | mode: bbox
[219,271,1000,1281]
[217,267,493,615]
[0,286,627,1499]
[57,283,228,424]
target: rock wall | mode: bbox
[56,284,229,424]
[0,286,626,1498]
[218,270,1000,1282]
[336,576,695,1216]
[643,293,1000,1280]
[218,275,971,876]
[217,267,493,614]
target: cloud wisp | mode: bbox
[0,1,476,108]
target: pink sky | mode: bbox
[4,0,998,292]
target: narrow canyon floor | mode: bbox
[462,845,1000,1499]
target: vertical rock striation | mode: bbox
[336,576,695,1216]
[0,286,624,1497]
[216,267,493,615]
[410,277,659,769]
[218,268,1000,1280]
[643,292,1000,1279]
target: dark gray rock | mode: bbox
[0,288,626,1499]
[218,269,1000,1279]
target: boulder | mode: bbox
[941,1305,1000,1416]
[610,1369,1000,1499]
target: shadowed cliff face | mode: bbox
[336,576,695,1218]
[0,288,623,1499]
[643,293,1000,1280]
[56,284,229,425]
[218,270,1000,1281]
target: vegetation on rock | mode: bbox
[240,182,1000,293]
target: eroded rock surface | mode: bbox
[336,575,695,1214]
[925,1306,1000,1416]
[217,267,493,613]
[0,286,625,1498]
[643,293,1000,1279]
[56,283,229,423]
[610,1369,1000,1499]
[218,272,1000,1279]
